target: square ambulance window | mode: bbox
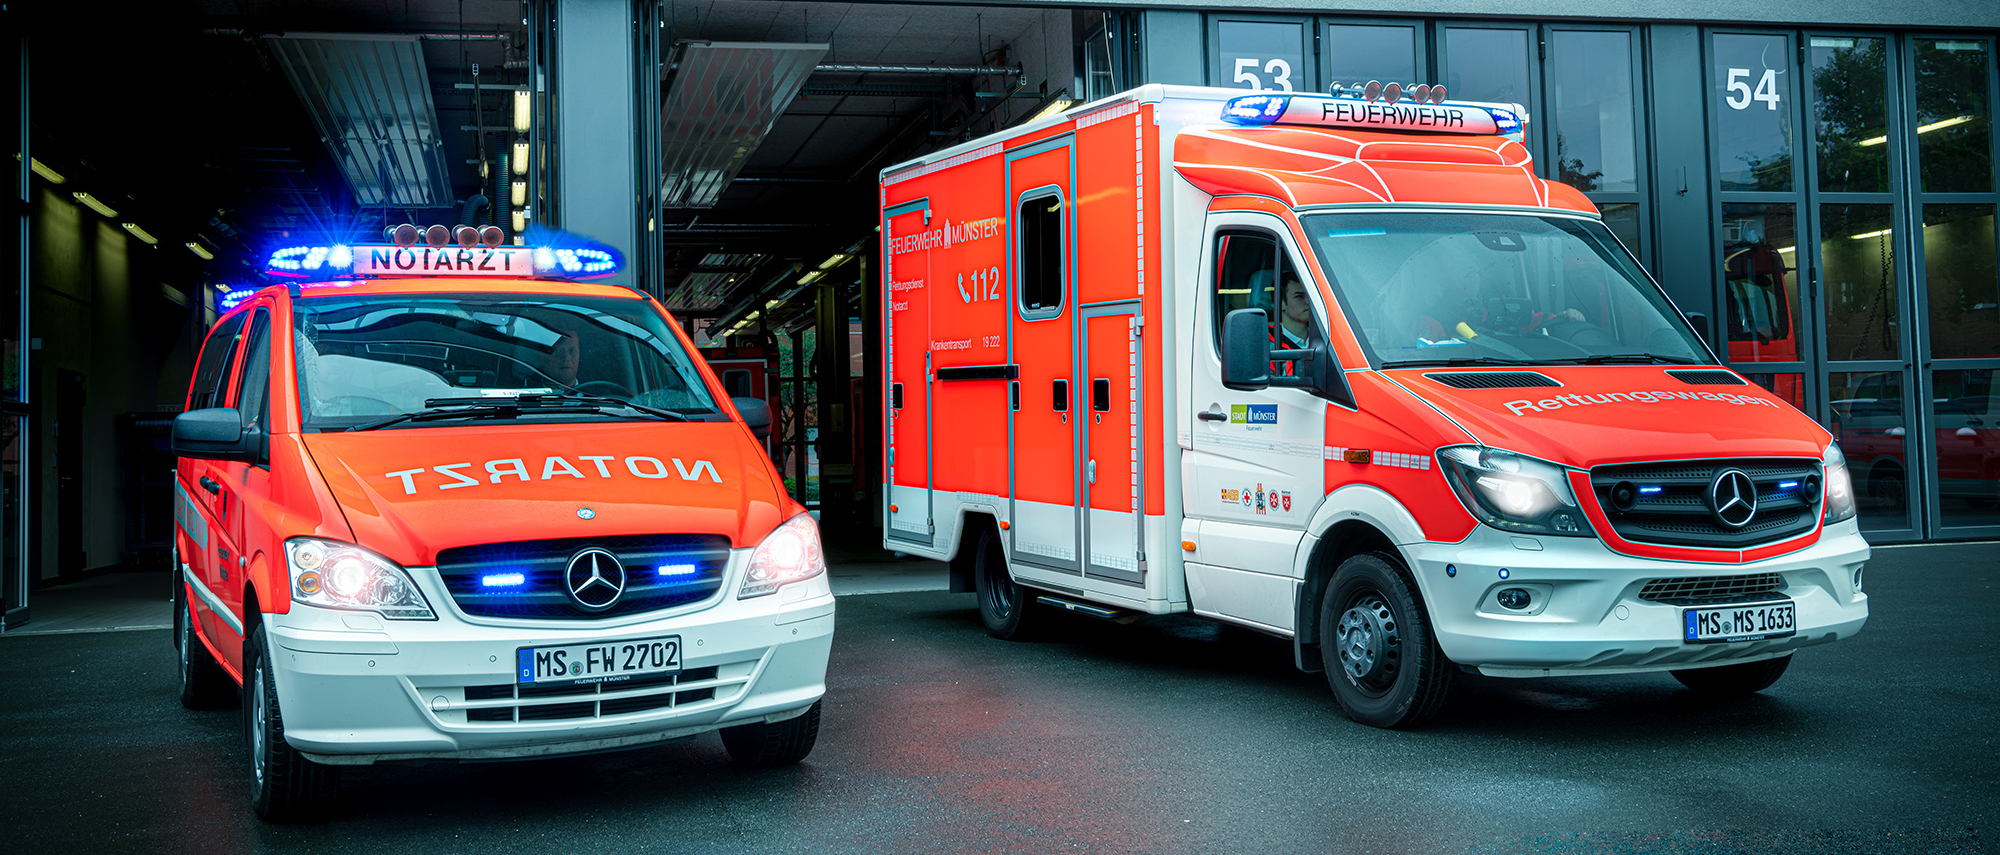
[1211,230,1296,350]
[1019,193,1065,317]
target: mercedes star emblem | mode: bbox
[564,548,626,611]
[1707,469,1759,530]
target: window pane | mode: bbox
[1811,37,1891,193]
[1020,194,1065,314]
[1216,20,1306,92]
[1326,23,1418,90]
[1712,33,1796,192]
[1444,27,1530,105]
[1930,368,2000,527]
[1746,372,1806,410]
[1599,202,1642,262]
[1914,39,1993,194]
[1821,204,1900,362]
[1212,231,1285,351]
[1922,204,2000,360]
[1550,30,1638,193]
[1828,370,1911,530]
[1721,204,1803,363]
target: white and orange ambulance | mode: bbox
[172,225,832,820]
[879,85,1869,727]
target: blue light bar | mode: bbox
[1218,91,1527,142]
[657,564,698,577]
[1778,481,1799,489]
[481,572,527,587]
[267,244,355,277]
[218,286,261,311]
[1638,486,1664,495]
[1221,93,1291,126]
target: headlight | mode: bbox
[286,538,436,620]
[1823,442,1857,524]
[739,513,827,598]
[1437,446,1593,537]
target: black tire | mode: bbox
[971,524,1041,640]
[720,701,822,767]
[176,580,238,711]
[246,629,339,821]
[1318,552,1454,728]
[1671,654,1792,695]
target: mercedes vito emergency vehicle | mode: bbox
[172,225,832,820]
[879,85,1869,728]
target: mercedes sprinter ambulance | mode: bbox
[879,85,1869,728]
[172,225,832,820]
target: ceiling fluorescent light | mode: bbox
[513,89,532,132]
[1857,135,1888,147]
[1917,115,1972,134]
[29,158,65,184]
[121,223,158,245]
[1850,228,1892,240]
[1028,96,1075,124]
[186,242,214,260]
[73,191,118,218]
[817,252,849,270]
[798,270,824,286]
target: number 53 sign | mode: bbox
[1724,67,1782,111]
[1233,57,1294,92]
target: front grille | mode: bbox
[436,534,732,620]
[462,666,725,723]
[1638,573,1786,605]
[1667,369,1748,386]
[1590,458,1820,548]
[1423,371,1562,389]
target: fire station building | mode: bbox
[3,0,1996,629]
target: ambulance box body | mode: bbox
[879,85,1868,727]
[172,238,831,820]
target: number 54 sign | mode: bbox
[1725,67,1782,111]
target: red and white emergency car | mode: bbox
[173,225,831,820]
[879,85,1869,727]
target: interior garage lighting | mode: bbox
[513,89,532,132]
[72,191,118,218]
[29,157,65,184]
[186,241,215,260]
[798,270,824,286]
[513,140,530,170]
[121,223,158,245]
[817,252,850,270]
[1027,97,1075,124]
[511,209,528,234]
[510,179,527,207]
[1850,229,1892,240]
[1859,115,1974,147]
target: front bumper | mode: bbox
[264,554,834,763]
[1405,520,1869,677]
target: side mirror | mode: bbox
[1686,311,1711,347]
[733,397,773,440]
[1220,309,1273,391]
[172,408,260,462]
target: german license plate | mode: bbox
[516,636,681,685]
[1683,601,1795,644]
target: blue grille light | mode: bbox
[1778,481,1800,490]
[1221,93,1290,126]
[480,572,527,587]
[657,563,699,577]
[1638,486,1664,495]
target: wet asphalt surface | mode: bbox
[2,543,1996,855]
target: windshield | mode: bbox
[293,292,718,430]
[1301,212,1709,367]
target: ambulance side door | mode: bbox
[177,310,249,664]
[1183,214,1328,632]
[215,303,276,667]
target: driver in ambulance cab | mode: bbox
[542,331,582,389]
[1416,261,1584,342]
[1269,275,1317,376]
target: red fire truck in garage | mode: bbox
[879,84,1870,727]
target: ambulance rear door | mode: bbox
[884,197,935,546]
[1006,136,1081,574]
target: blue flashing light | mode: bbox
[657,563,699,578]
[1490,108,1523,135]
[218,286,260,311]
[524,223,625,279]
[267,244,356,278]
[480,572,527,588]
[1638,486,1664,495]
[1778,480,1800,490]
[1498,568,1510,579]
[1220,93,1291,126]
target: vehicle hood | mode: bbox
[301,422,791,567]
[1385,366,1832,468]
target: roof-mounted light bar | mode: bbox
[263,222,622,281]
[1221,84,1527,143]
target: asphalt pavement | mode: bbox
[2,543,1995,854]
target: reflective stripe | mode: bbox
[182,562,243,635]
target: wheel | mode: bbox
[176,579,238,711]
[1671,654,1792,695]
[972,524,1041,640]
[1318,552,1454,728]
[720,701,822,767]
[246,629,339,821]
[1867,465,1906,509]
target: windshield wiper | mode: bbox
[1551,353,1700,365]
[344,394,691,432]
[1380,356,1540,368]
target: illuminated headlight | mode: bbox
[1823,442,1857,525]
[1437,446,1593,537]
[285,537,435,620]
[738,513,826,598]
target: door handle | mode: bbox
[1088,459,1097,484]
[1197,411,1228,422]
[199,476,220,495]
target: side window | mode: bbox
[1018,191,1065,317]
[1211,229,1311,350]
[232,309,273,433]
[186,312,249,411]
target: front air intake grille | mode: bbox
[1423,371,1562,389]
[1590,458,1821,548]
[1638,573,1787,605]
[436,534,732,620]
[1667,370,1748,386]
[462,666,726,723]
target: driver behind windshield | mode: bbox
[1414,259,1585,344]
[540,331,582,390]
